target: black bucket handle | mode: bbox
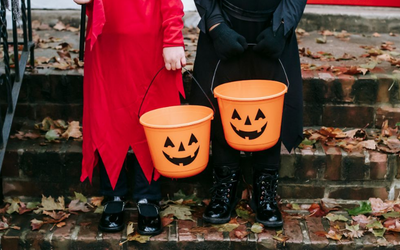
[210,43,291,94]
[138,66,216,119]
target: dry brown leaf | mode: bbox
[41,195,65,211]
[53,21,66,31]
[31,219,44,230]
[68,200,90,213]
[234,229,249,239]
[89,196,104,207]
[62,121,82,139]
[325,229,342,241]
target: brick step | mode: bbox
[2,205,400,249]
[30,7,400,34]
[1,68,399,130]
[3,132,399,201]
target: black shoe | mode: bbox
[203,166,240,224]
[254,170,283,228]
[137,199,162,235]
[98,196,126,232]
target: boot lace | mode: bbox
[210,172,238,203]
[257,173,278,209]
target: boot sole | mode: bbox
[202,198,239,224]
[98,224,124,232]
[256,217,283,228]
[137,228,163,236]
[202,214,231,224]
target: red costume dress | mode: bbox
[80,0,185,189]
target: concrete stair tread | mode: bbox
[1,203,400,249]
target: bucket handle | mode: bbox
[138,66,216,119]
[210,43,291,94]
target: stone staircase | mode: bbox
[0,5,399,250]
[1,6,400,203]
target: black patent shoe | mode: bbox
[256,202,283,227]
[203,168,240,224]
[137,199,162,235]
[98,196,126,232]
[254,171,283,228]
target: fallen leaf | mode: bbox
[31,219,44,230]
[0,204,10,214]
[324,213,348,222]
[346,201,372,216]
[74,192,87,203]
[309,203,327,217]
[366,219,384,229]
[370,198,393,215]
[273,230,290,245]
[160,204,194,221]
[40,195,65,211]
[89,196,104,207]
[343,224,364,239]
[382,211,400,219]
[53,21,66,31]
[383,218,400,232]
[234,229,249,239]
[56,222,66,228]
[5,198,20,214]
[161,214,174,227]
[45,129,61,141]
[321,198,341,213]
[251,222,264,234]
[213,220,240,232]
[68,200,90,212]
[325,229,342,241]
[316,36,327,44]
[18,202,36,214]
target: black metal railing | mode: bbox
[79,4,86,61]
[0,0,34,178]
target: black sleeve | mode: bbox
[272,0,307,36]
[195,0,225,33]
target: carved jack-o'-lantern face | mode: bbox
[162,133,200,166]
[230,108,268,140]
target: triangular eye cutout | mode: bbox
[255,109,266,120]
[164,137,175,147]
[188,134,198,145]
[232,109,241,120]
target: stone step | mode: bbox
[30,6,400,33]
[1,203,400,249]
[1,65,399,131]
[3,133,399,202]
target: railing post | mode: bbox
[79,4,86,62]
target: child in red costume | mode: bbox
[74,0,186,234]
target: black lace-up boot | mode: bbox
[253,170,282,227]
[203,166,240,224]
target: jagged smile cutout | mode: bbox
[162,134,200,166]
[230,108,268,140]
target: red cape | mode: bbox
[80,0,185,189]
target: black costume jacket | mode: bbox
[191,0,307,152]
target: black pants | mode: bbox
[212,126,282,172]
[99,155,162,201]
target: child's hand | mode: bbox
[163,47,186,71]
[73,0,92,5]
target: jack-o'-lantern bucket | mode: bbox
[140,105,213,178]
[214,80,287,152]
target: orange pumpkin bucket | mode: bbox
[214,80,287,152]
[140,105,213,178]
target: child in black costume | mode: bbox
[191,0,307,227]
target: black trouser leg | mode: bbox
[99,157,128,197]
[132,156,161,202]
[252,139,282,172]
